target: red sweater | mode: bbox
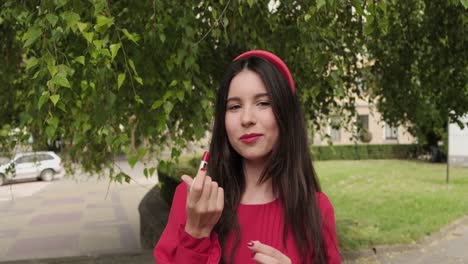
[154,183,341,264]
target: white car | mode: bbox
[0,152,63,185]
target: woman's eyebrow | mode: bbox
[254,93,270,99]
[227,93,270,102]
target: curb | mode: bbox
[341,215,468,261]
[0,251,154,264]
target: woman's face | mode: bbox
[225,70,279,162]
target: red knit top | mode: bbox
[154,183,341,264]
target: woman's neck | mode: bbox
[240,158,275,204]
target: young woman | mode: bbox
[154,50,341,264]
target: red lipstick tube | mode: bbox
[199,151,210,171]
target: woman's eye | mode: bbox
[258,101,271,107]
[227,105,241,111]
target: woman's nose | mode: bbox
[241,106,256,127]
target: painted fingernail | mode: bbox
[199,151,209,171]
[247,241,254,247]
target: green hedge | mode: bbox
[311,144,421,161]
[158,144,421,205]
[158,164,196,205]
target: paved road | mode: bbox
[1,159,467,264]
[0,161,158,263]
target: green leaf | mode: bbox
[50,94,60,106]
[46,14,59,26]
[110,43,121,61]
[77,22,89,32]
[149,167,156,177]
[93,39,105,49]
[164,101,174,115]
[45,125,56,139]
[134,95,144,104]
[170,80,178,87]
[352,0,365,16]
[48,65,58,77]
[51,74,71,88]
[61,11,80,30]
[117,73,125,89]
[100,48,111,57]
[134,76,143,85]
[82,31,94,43]
[74,56,85,65]
[305,14,311,21]
[57,101,67,112]
[183,80,191,89]
[128,59,138,75]
[95,15,114,33]
[316,0,326,9]
[461,0,468,9]
[38,91,50,109]
[151,100,164,110]
[247,0,254,7]
[25,57,39,71]
[114,172,130,183]
[122,28,140,45]
[176,90,185,102]
[93,0,106,16]
[128,156,139,168]
[23,26,42,48]
[159,33,166,43]
[56,0,70,9]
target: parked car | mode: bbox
[0,152,63,186]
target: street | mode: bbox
[0,161,158,262]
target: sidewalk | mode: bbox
[0,161,158,263]
[343,216,468,264]
[3,216,467,263]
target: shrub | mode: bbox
[311,144,421,161]
[158,164,197,205]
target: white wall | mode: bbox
[448,114,468,166]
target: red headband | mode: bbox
[233,50,295,94]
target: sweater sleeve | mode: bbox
[153,183,222,264]
[317,192,342,264]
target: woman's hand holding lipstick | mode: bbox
[181,151,224,238]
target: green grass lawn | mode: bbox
[315,159,468,251]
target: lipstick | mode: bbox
[199,151,210,171]
[240,133,263,144]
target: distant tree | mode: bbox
[0,0,370,178]
[364,0,468,158]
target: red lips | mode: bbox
[240,133,263,143]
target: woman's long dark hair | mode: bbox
[208,56,326,264]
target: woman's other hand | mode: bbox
[248,240,292,264]
[181,168,224,238]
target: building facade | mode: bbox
[313,98,416,145]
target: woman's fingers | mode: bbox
[208,181,218,210]
[252,253,279,264]
[198,176,212,206]
[216,187,224,211]
[181,174,193,188]
[249,240,291,264]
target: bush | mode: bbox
[158,164,197,205]
[311,144,421,161]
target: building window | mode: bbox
[385,124,398,139]
[358,115,369,130]
[330,127,341,142]
[329,116,341,142]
